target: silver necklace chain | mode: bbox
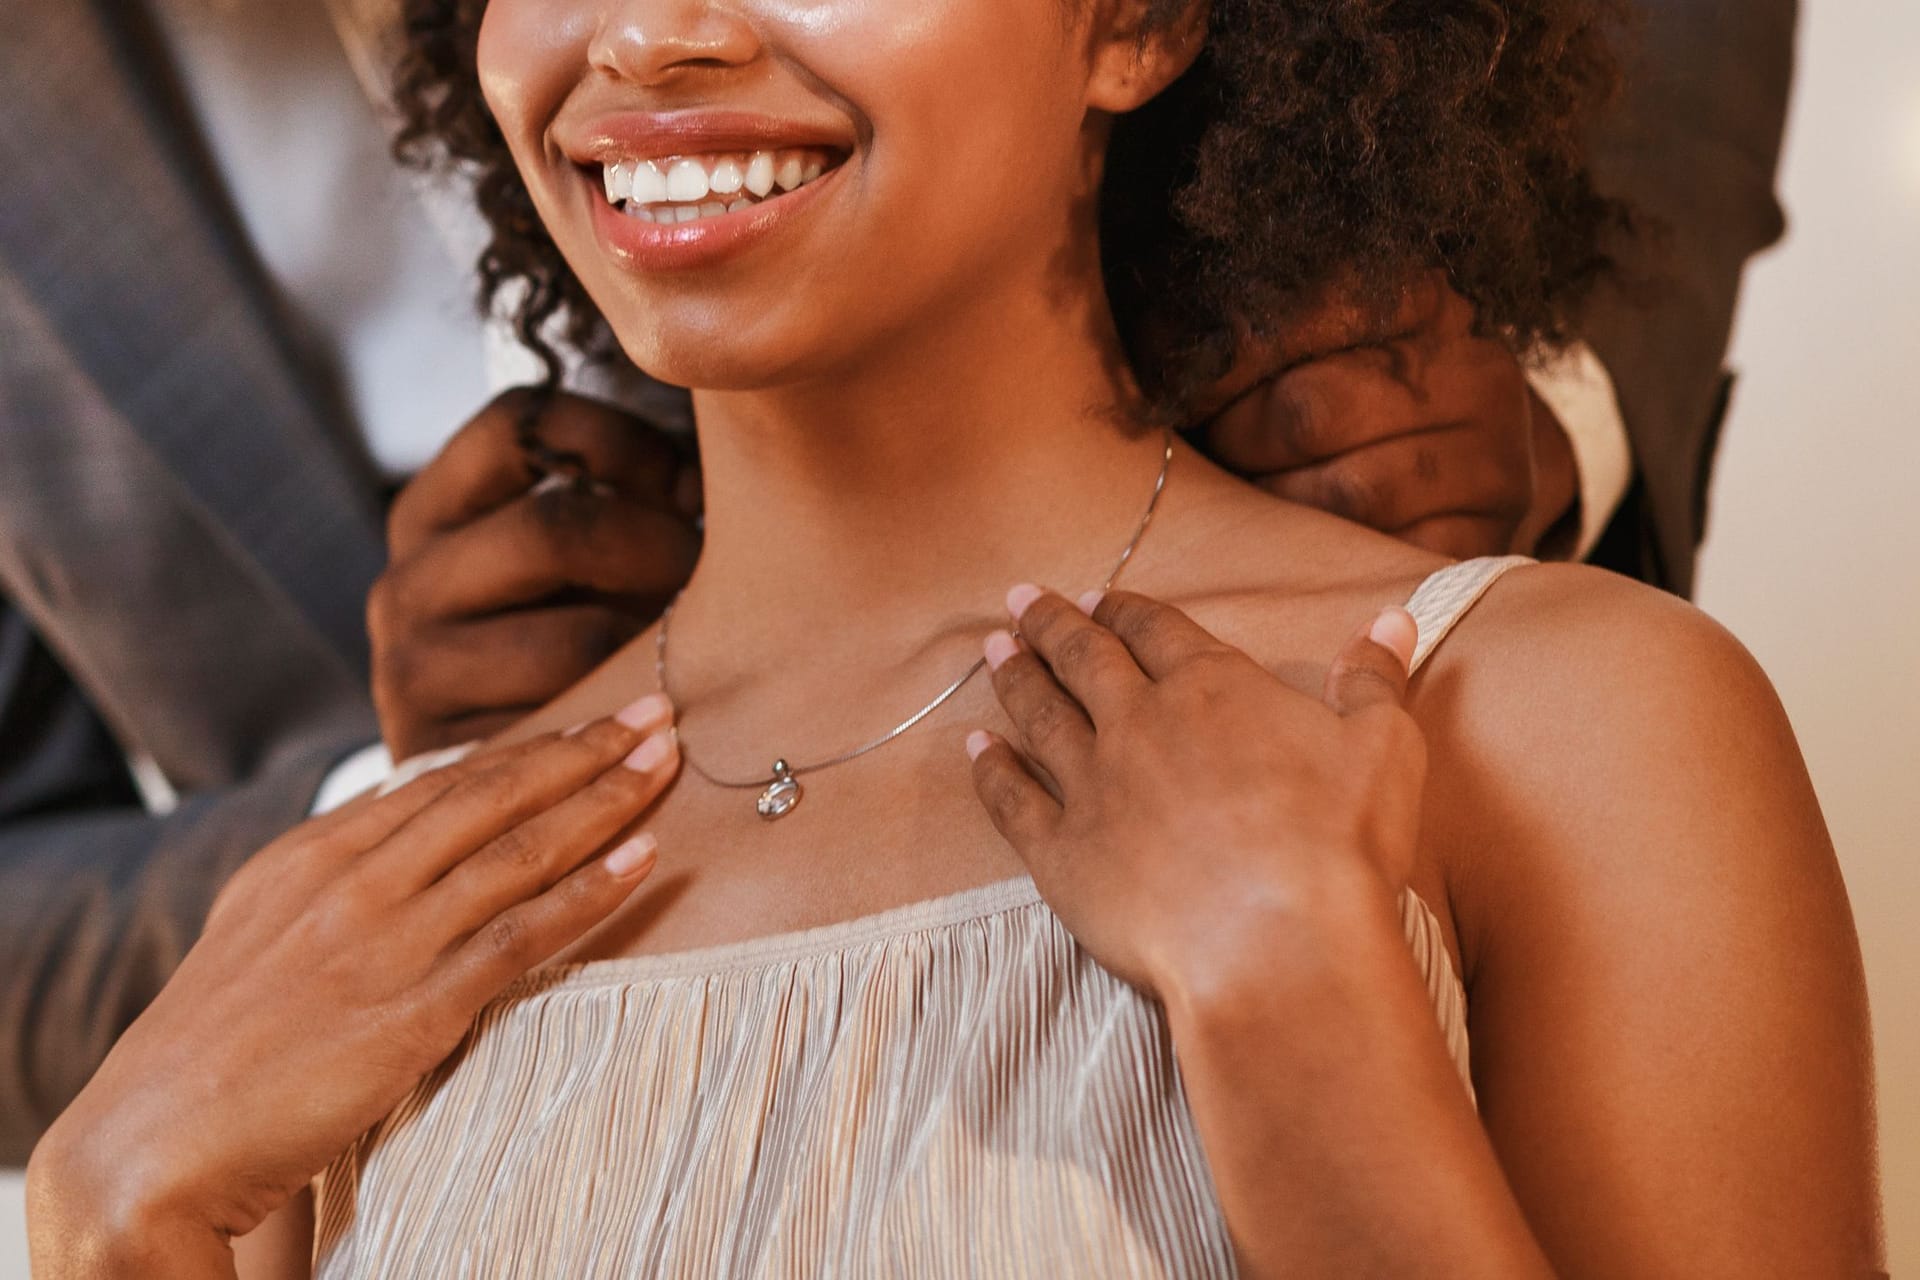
[655,431,1174,812]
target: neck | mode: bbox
[676,273,1171,656]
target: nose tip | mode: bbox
[589,2,763,86]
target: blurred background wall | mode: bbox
[1691,0,1919,1266]
[2,0,1915,1272]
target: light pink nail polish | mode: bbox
[1367,607,1418,667]
[617,692,673,731]
[1006,583,1045,620]
[1076,590,1104,617]
[984,630,1020,671]
[624,730,676,772]
[605,833,658,877]
[965,730,993,761]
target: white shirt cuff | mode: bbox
[1526,341,1634,561]
[309,742,395,817]
[309,740,491,817]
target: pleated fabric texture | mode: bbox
[312,556,1528,1279]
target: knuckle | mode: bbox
[1316,465,1381,525]
[1114,597,1165,648]
[1054,625,1104,673]
[1019,597,1064,644]
[484,826,544,874]
[1183,643,1245,681]
[444,771,523,825]
[303,887,372,948]
[1275,383,1335,457]
[1023,698,1079,747]
[365,576,400,640]
[479,912,535,967]
[484,386,541,431]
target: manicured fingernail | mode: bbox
[1076,590,1104,617]
[1006,583,1045,620]
[965,730,994,761]
[624,729,676,772]
[605,832,658,877]
[984,630,1019,672]
[617,692,673,731]
[1368,607,1418,664]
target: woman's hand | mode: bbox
[26,695,681,1278]
[965,585,1424,1003]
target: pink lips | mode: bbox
[563,112,853,273]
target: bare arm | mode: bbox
[1422,567,1881,1275]
[1168,570,1878,1274]
[969,574,1879,1275]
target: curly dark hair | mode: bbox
[392,0,1626,416]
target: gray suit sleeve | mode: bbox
[0,601,365,1165]
[1581,0,1798,595]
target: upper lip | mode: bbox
[560,111,855,166]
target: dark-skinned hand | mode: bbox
[1196,271,1580,561]
[967,584,1426,1001]
[371,388,702,761]
[27,695,681,1278]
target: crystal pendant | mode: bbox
[756,759,803,821]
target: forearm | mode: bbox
[1163,877,1551,1278]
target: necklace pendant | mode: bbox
[756,759,803,821]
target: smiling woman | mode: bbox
[394,0,1621,409]
[22,0,1882,1276]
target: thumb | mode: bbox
[1323,606,1417,718]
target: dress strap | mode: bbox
[1404,556,1534,675]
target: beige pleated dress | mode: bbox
[312,556,1530,1279]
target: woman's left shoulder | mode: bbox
[1409,558,1788,758]
[1409,558,1835,981]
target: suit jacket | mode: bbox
[0,0,1796,1164]
[0,0,386,1160]
[1582,0,1798,595]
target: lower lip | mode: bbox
[587,165,842,273]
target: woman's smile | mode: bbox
[561,110,854,273]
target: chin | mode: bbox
[605,301,885,393]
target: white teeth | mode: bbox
[708,159,745,195]
[666,159,710,202]
[603,161,634,204]
[630,161,668,204]
[606,148,835,223]
[744,151,777,197]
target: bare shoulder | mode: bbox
[1405,559,1832,960]
[1409,559,1793,783]
[1404,561,1882,1275]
